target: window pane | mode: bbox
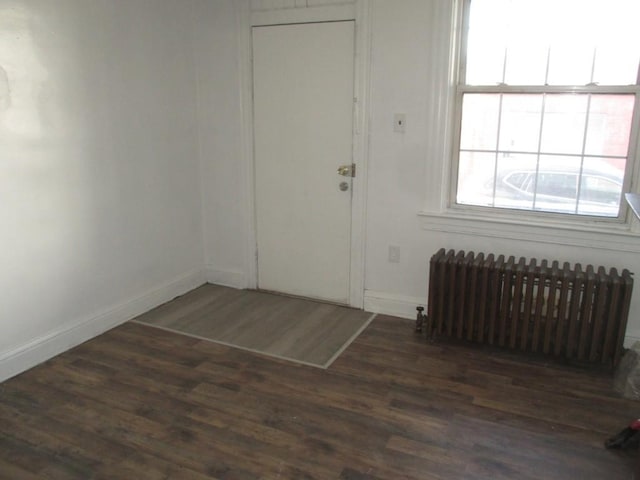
[498,95,543,153]
[546,46,594,86]
[466,35,505,85]
[465,0,509,84]
[544,1,596,86]
[585,95,634,157]
[502,2,548,85]
[593,47,639,86]
[460,94,500,151]
[536,173,578,199]
[577,158,624,217]
[504,44,548,86]
[465,0,640,87]
[532,155,581,213]
[457,151,496,207]
[591,2,640,85]
[493,153,537,211]
[540,95,588,155]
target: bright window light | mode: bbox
[455,0,640,218]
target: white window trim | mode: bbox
[418,0,640,249]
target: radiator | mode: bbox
[417,248,634,367]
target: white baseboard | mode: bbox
[205,267,246,289]
[363,290,426,320]
[0,268,206,383]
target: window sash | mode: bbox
[451,88,640,221]
[459,85,639,95]
[458,0,640,88]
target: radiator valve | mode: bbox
[415,306,425,333]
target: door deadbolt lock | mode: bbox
[339,181,349,191]
[337,163,356,177]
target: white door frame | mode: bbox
[236,1,372,309]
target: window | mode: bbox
[454,0,640,219]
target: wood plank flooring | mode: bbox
[0,315,638,479]
[133,284,374,367]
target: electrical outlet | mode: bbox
[388,245,401,263]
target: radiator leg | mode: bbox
[425,314,433,341]
[416,306,425,334]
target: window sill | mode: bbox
[418,207,640,253]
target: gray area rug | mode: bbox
[133,284,376,368]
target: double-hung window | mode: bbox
[454,0,640,219]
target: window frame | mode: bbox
[449,0,640,225]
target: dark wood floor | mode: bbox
[0,315,637,479]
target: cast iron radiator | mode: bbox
[417,248,634,367]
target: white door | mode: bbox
[253,21,355,304]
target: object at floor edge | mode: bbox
[605,419,640,449]
[615,342,640,399]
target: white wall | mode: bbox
[0,0,206,380]
[363,0,640,343]
[4,0,639,381]
[363,0,435,315]
[251,0,354,10]
[194,0,251,288]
